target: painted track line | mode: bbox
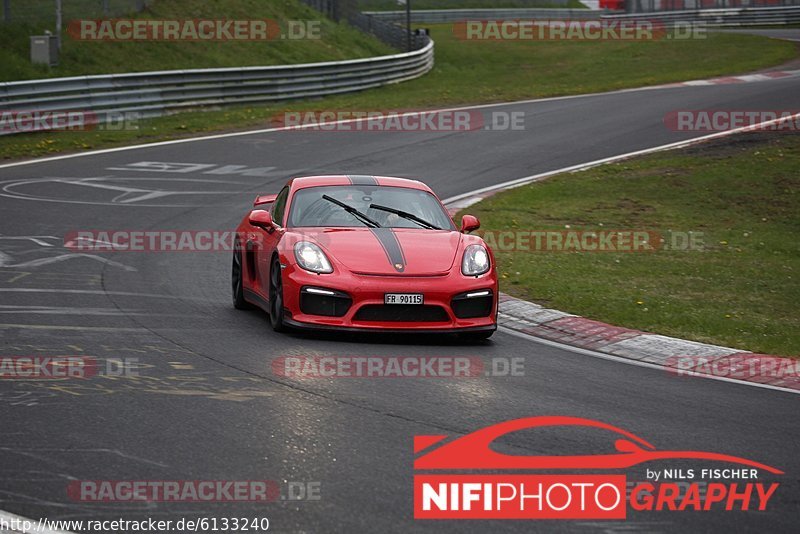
[442,111,800,206]
[1,70,798,171]
[501,327,800,396]
[0,288,208,300]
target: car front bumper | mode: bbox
[280,263,498,332]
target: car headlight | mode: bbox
[462,244,490,276]
[294,242,333,274]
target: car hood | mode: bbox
[297,228,462,276]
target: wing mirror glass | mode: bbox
[249,209,274,232]
[461,214,480,234]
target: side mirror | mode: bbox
[461,214,480,234]
[249,209,274,233]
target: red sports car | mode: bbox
[232,175,497,339]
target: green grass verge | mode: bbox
[460,131,800,357]
[1,24,795,160]
[0,0,393,81]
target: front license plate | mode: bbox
[384,293,423,305]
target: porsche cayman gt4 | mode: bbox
[232,175,497,339]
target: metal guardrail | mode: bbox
[602,5,800,25]
[365,5,800,25]
[2,0,152,25]
[3,1,795,136]
[300,0,431,50]
[348,12,432,50]
[363,8,602,23]
[623,0,800,15]
[0,39,434,134]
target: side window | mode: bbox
[271,187,290,227]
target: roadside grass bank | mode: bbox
[461,131,800,357]
[1,24,796,159]
[0,0,393,82]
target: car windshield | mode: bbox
[287,185,456,230]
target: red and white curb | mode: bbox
[496,294,799,392]
[659,69,800,88]
[443,112,800,394]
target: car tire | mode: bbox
[269,257,287,332]
[232,240,251,310]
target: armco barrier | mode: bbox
[363,9,601,23]
[0,39,433,134]
[366,5,800,26]
[602,5,800,26]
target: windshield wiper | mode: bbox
[322,195,381,228]
[369,203,441,230]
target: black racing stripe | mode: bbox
[346,175,402,271]
[370,228,406,273]
[348,175,378,186]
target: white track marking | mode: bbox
[442,112,800,205]
[0,324,154,331]
[0,305,187,317]
[0,72,798,171]
[0,176,246,206]
[0,237,59,247]
[0,289,205,300]
[500,327,799,395]
[0,254,136,272]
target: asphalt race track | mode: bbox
[1,74,800,532]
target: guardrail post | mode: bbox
[406,0,412,52]
[3,0,10,23]
[55,0,62,51]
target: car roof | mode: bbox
[289,175,433,193]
